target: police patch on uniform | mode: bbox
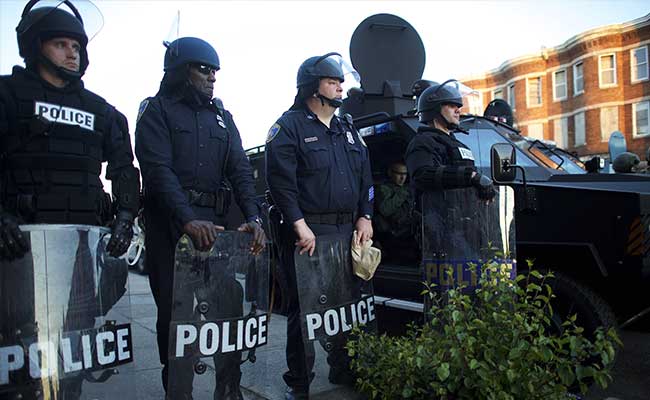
[35,101,95,131]
[266,123,281,143]
[304,136,318,143]
[346,131,355,144]
[136,99,149,124]
[458,147,475,161]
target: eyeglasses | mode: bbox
[192,64,218,76]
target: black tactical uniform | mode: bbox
[406,80,496,263]
[0,3,139,399]
[265,53,373,398]
[134,37,260,397]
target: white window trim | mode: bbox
[598,53,617,88]
[599,106,619,143]
[508,84,516,110]
[492,88,503,101]
[552,69,568,102]
[525,76,543,108]
[574,112,586,147]
[632,101,650,138]
[573,62,584,97]
[630,46,649,84]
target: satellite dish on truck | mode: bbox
[349,13,425,96]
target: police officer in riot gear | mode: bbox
[265,52,374,400]
[134,36,265,398]
[0,1,139,398]
[0,2,139,259]
[405,79,496,200]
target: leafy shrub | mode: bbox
[347,262,621,400]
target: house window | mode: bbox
[553,70,567,101]
[467,91,483,116]
[574,112,586,146]
[631,46,649,82]
[598,54,617,87]
[507,84,516,109]
[493,88,503,100]
[527,77,542,107]
[527,124,544,140]
[600,106,619,141]
[632,101,650,137]
[553,118,568,149]
[573,62,584,95]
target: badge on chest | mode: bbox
[458,147,475,161]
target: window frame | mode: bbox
[492,88,503,101]
[552,69,568,101]
[573,62,584,96]
[574,112,586,147]
[527,123,544,141]
[598,53,617,88]
[507,83,516,110]
[631,45,649,84]
[553,117,568,149]
[632,101,650,138]
[526,76,543,108]
[599,106,619,142]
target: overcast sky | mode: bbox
[1,0,648,150]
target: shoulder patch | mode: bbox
[266,123,281,143]
[136,99,149,124]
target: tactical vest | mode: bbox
[431,131,475,168]
[0,73,109,225]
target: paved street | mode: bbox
[122,271,649,400]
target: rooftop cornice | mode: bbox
[461,13,650,83]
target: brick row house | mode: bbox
[461,13,650,161]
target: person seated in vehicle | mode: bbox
[374,161,419,264]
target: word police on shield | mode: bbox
[0,324,133,386]
[305,295,375,341]
[172,314,268,358]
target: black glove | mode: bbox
[0,211,30,261]
[106,210,134,257]
[471,173,497,201]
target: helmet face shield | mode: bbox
[417,79,478,123]
[17,0,104,44]
[314,53,361,102]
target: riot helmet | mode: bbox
[293,52,359,109]
[16,0,102,81]
[417,79,465,129]
[484,98,514,126]
[612,152,640,173]
[163,37,220,72]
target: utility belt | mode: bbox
[3,192,112,224]
[303,212,354,225]
[185,187,231,216]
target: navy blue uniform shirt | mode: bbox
[265,108,373,224]
[135,93,258,225]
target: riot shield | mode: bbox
[421,187,516,296]
[294,233,376,359]
[168,231,270,399]
[0,224,135,400]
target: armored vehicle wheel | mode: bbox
[545,271,617,337]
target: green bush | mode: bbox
[347,262,621,400]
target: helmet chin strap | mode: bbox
[316,93,342,108]
[39,53,82,82]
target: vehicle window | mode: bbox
[456,128,537,169]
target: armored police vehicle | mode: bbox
[231,13,650,337]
